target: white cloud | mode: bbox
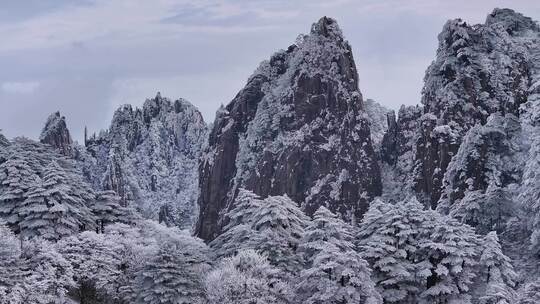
[1,81,40,94]
[0,0,294,52]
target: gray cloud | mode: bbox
[1,0,539,142]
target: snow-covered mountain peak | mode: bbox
[485,8,539,32]
[39,111,73,156]
[310,16,344,40]
[196,16,380,241]
[81,94,208,228]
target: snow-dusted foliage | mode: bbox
[133,242,207,304]
[0,154,39,231]
[477,231,517,304]
[210,189,309,272]
[517,280,540,304]
[2,9,540,304]
[83,93,207,229]
[295,206,381,304]
[22,239,76,303]
[519,51,540,255]
[91,190,138,233]
[358,198,491,303]
[0,139,97,239]
[57,231,123,300]
[56,220,211,303]
[205,249,291,304]
[18,161,95,240]
[438,114,520,234]
[0,224,25,302]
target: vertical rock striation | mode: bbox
[381,9,540,208]
[197,17,381,241]
[40,112,73,156]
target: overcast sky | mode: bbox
[1,0,539,142]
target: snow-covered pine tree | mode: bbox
[296,243,381,304]
[210,189,310,272]
[518,66,540,256]
[517,280,540,304]
[133,241,207,304]
[0,154,39,231]
[101,221,210,303]
[296,207,381,304]
[358,198,431,303]
[359,198,482,303]
[17,177,55,239]
[18,161,94,240]
[420,214,481,304]
[0,224,25,303]
[297,206,356,260]
[449,186,514,235]
[21,238,75,304]
[521,138,540,254]
[57,231,122,302]
[205,249,291,304]
[477,231,517,304]
[91,190,133,233]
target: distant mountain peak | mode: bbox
[310,16,344,40]
[40,111,73,156]
[486,8,539,32]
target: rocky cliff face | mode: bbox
[363,99,391,152]
[382,9,540,208]
[196,17,381,241]
[435,114,522,233]
[381,105,422,169]
[83,93,207,228]
[40,112,73,156]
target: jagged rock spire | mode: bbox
[196,16,381,241]
[40,111,73,156]
[382,7,540,208]
[310,16,344,39]
[83,94,207,228]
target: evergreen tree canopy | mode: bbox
[211,189,310,272]
[359,198,483,304]
[296,206,381,304]
[205,249,291,304]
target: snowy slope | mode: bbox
[83,93,208,229]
